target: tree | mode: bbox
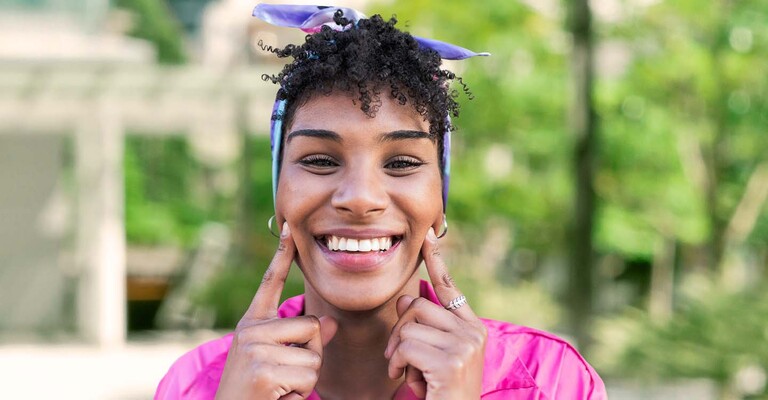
[566,0,597,350]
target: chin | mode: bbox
[318,273,419,312]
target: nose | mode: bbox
[331,162,388,218]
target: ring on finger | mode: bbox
[445,295,467,311]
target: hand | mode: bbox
[216,222,338,400]
[384,228,487,400]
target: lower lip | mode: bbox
[317,239,401,272]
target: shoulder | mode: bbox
[154,334,233,400]
[479,318,607,399]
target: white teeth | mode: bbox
[346,239,359,251]
[325,235,395,252]
[359,239,372,251]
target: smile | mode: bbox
[323,235,401,252]
[314,231,403,272]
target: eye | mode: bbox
[385,156,424,171]
[299,154,339,169]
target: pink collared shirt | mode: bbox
[156,281,606,399]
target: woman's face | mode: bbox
[276,91,444,311]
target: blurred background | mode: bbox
[0,0,766,398]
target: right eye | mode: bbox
[298,154,339,169]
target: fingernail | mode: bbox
[427,227,437,241]
[281,222,290,238]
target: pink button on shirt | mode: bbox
[156,281,606,399]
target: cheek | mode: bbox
[275,169,326,226]
[390,173,443,226]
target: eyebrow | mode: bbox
[286,129,342,143]
[285,129,431,143]
[378,130,432,143]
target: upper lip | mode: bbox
[314,228,403,239]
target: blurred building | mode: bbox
[0,0,369,347]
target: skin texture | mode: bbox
[215,92,486,400]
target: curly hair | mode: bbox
[261,10,469,173]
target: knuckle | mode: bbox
[277,241,287,252]
[439,273,455,289]
[475,324,489,342]
[398,338,416,354]
[458,342,475,358]
[411,297,429,309]
[399,321,417,337]
[234,329,252,345]
[303,315,321,331]
[251,367,274,387]
[447,356,465,371]
[261,268,276,286]
[431,245,441,257]
[309,352,322,369]
[244,343,269,360]
[295,367,319,384]
[461,323,486,347]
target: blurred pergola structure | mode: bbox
[0,0,373,348]
[0,60,274,346]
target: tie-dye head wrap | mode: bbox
[253,4,488,211]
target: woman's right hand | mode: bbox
[215,222,338,400]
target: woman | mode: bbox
[156,4,606,399]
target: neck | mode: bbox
[304,277,420,400]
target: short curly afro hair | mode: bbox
[261,10,468,173]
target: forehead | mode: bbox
[288,91,430,135]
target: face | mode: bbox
[276,91,444,311]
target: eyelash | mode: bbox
[298,155,338,168]
[297,155,424,171]
[385,156,424,170]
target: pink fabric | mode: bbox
[156,281,606,399]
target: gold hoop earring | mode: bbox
[267,215,280,238]
[437,214,448,239]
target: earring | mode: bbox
[437,214,448,239]
[267,215,280,238]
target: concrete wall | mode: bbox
[0,134,71,333]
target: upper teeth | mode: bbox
[327,236,393,252]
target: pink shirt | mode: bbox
[156,281,606,399]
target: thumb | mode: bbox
[396,295,415,318]
[319,315,338,346]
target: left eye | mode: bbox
[385,157,424,170]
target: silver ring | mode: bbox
[445,295,467,311]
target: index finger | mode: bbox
[240,221,296,323]
[421,227,477,321]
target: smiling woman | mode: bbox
[155,4,606,400]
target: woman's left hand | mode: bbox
[385,228,487,400]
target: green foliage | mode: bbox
[595,0,768,259]
[115,0,187,64]
[193,264,306,328]
[377,0,573,251]
[124,136,207,246]
[595,277,768,397]
[190,135,307,328]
